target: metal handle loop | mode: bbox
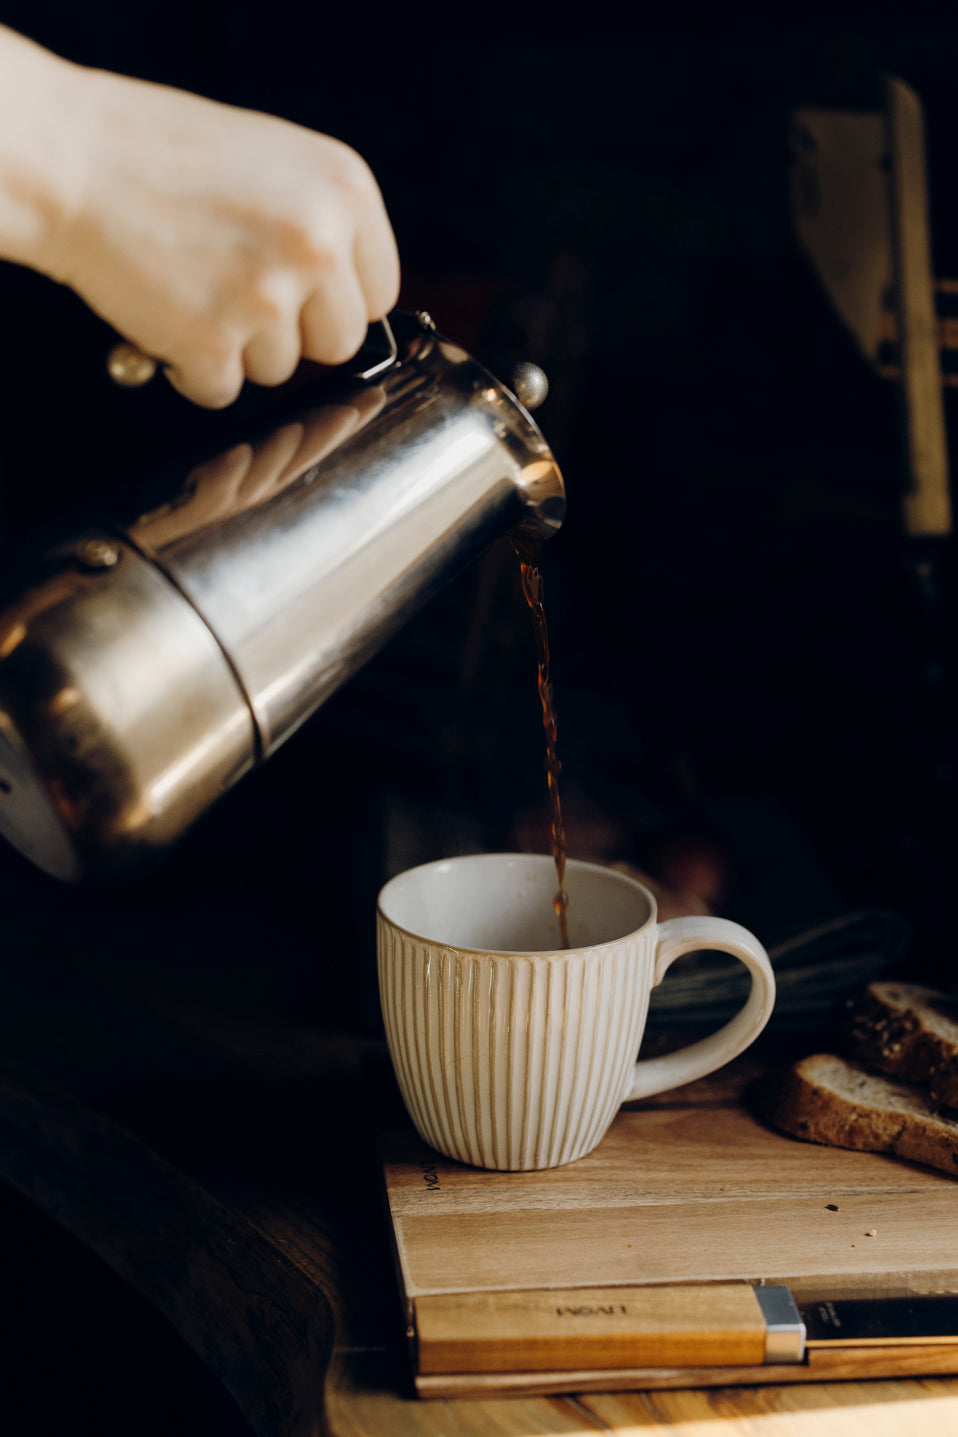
[348,316,400,381]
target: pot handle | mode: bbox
[626,916,776,1102]
[348,315,399,381]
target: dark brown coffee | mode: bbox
[512,535,569,948]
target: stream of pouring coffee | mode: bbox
[512,537,570,948]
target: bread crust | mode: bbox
[847,981,958,1106]
[755,1053,958,1179]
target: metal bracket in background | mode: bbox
[790,78,952,540]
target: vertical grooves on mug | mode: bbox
[555,959,585,1167]
[607,942,638,1132]
[452,955,473,1167]
[381,928,414,1134]
[620,939,645,1102]
[385,928,402,1100]
[503,962,517,1168]
[625,943,649,1098]
[539,959,558,1167]
[584,952,623,1156]
[399,933,422,1133]
[376,919,394,1086]
[561,955,602,1166]
[379,926,402,1100]
[413,945,438,1145]
[519,954,542,1166]
[399,935,422,1132]
[545,954,577,1166]
[582,944,631,1157]
[519,960,540,1170]
[395,933,416,1114]
[535,959,556,1170]
[586,954,614,1155]
[487,963,500,1170]
[426,949,448,1151]
[566,958,589,1166]
[435,952,456,1161]
[471,964,488,1168]
[622,945,645,1090]
[511,961,526,1168]
[605,947,638,1147]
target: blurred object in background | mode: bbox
[789,72,958,981]
[648,906,912,1032]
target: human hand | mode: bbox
[20,48,400,408]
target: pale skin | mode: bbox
[0,25,401,408]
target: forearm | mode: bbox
[0,26,400,406]
[0,26,87,276]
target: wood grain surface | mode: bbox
[3,932,958,1434]
[327,1350,958,1435]
[415,1284,767,1373]
[382,1068,958,1313]
[414,1341,958,1399]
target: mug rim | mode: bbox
[376,851,657,957]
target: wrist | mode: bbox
[0,28,93,279]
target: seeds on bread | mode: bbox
[847,981,958,1106]
[754,1052,958,1178]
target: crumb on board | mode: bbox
[825,1203,839,1211]
[866,1228,878,1237]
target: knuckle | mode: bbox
[248,277,286,323]
[328,142,379,201]
[180,319,235,372]
[273,213,343,275]
[223,262,289,324]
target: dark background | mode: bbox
[2,1,956,972]
[3,2,958,1430]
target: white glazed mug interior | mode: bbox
[377,852,652,953]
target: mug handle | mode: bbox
[625,916,776,1102]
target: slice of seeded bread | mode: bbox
[754,1053,958,1178]
[847,981,958,1106]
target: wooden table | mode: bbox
[328,1359,958,1436]
[2,924,957,1436]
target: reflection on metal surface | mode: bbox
[0,532,255,878]
[0,313,565,877]
[106,340,159,388]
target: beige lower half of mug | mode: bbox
[378,926,650,1171]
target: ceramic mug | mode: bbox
[377,853,776,1171]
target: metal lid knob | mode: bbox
[107,342,158,388]
[506,362,549,412]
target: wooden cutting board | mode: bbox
[379,1057,958,1397]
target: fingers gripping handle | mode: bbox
[625,916,776,1103]
[106,317,399,389]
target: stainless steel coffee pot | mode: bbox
[0,312,564,879]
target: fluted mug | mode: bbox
[377,853,776,1171]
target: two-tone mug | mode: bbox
[377,853,775,1171]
